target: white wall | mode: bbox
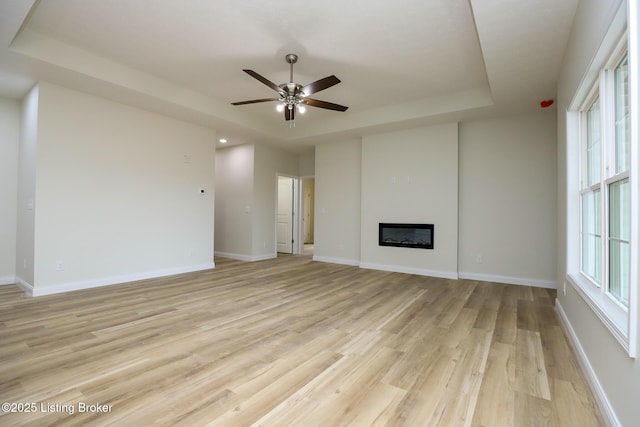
[26,82,216,294]
[314,138,362,265]
[252,143,299,258]
[214,143,299,261]
[556,0,640,426]
[298,149,315,176]
[15,85,38,287]
[0,97,20,284]
[214,144,254,259]
[459,111,557,287]
[360,124,459,278]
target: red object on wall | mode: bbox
[540,99,554,108]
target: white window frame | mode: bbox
[566,2,638,358]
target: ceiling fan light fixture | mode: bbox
[232,53,348,122]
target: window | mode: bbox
[579,52,631,309]
[579,52,631,308]
[569,20,637,357]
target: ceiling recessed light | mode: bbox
[219,138,227,144]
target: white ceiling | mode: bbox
[0,0,577,152]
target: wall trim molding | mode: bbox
[458,272,557,289]
[15,276,34,296]
[25,263,216,297]
[555,299,620,427]
[312,255,360,266]
[359,262,459,280]
[0,275,16,286]
[215,251,276,262]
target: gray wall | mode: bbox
[459,112,557,286]
[314,138,362,265]
[214,144,254,259]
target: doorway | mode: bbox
[302,178,315,255]
[277,176,295,254]
[276,175,314,256]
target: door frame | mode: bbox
[299,175,315,253]
[275,173,300,255]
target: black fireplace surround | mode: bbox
[379,223,434,249]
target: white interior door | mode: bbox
[277,176,294,253]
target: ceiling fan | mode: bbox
[232,54,348,121]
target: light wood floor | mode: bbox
[0,254,604,426]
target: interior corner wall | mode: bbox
[31,81,216,294]
[214,144,254,259]
[458,111,557,287]
[0,97,21,284]
[252,143,299,259]
[298,149,315,176]
[314,138,362,265]
[15,85,38,288]
[360,124,459,277]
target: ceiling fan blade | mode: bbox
[231,98,279,105]
[301,75,341,96]
[304,98,349,112]
[243,69,285,94]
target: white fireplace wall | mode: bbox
[314,112,556,286]
[360,123,459,278]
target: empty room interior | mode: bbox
[0,1,638,426]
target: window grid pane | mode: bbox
[586,97,601,186]
[614,54,630,174]
[581,189,601,283]
[608,178,630,306]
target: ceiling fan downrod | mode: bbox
[285,53,298,83]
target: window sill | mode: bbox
[566,273,633,357]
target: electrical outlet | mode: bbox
[55,260,64,271]
[476,254,483,264]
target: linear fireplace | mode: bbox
[379,223,434,249]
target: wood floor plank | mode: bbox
[0,254,604,426]
[515,329,552,401]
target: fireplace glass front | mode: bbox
[378,223,434,249]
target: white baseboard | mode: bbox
[15,276,34,296]
[0,275,16,286]
[312,255,360,267]
[359,262,459,280]
[26,263,216,297]
[458,272,556,289]
[215,251,276,262]
[555,299,620,427]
